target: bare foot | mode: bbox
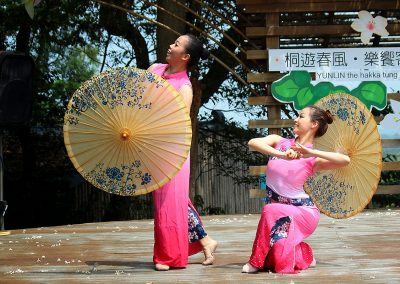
[310,257,316,267]
[202,238,218,265]
[155,263,169,271]
[242,263,258,273]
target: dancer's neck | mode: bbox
[165,64,187,75]
[295,134,314,145]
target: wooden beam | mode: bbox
[247,72,284,83]
[382,161,400,172]
[238,0,359,3]
[248,119,294,128]
[248,96,282,106]
[382,139,400,148]
[250,185,400,198]
[376,185,400,195]
[246,23,400,37]
[265,13,282,135]
[249,165,267,176]
[247,72,320,83]
[249,188,266,199]
[246,49,267,60]
[249,161,399,177]
[388,93,400,101]
[247,117,389,132]
[238,1,400,13]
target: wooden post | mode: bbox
[265,13,281,135]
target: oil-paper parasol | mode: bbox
[64,67,192,196]
[304,93,382,219]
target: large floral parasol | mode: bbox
[304,93,382,219]
[64,67,192,196]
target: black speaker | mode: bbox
[0,52,34,126]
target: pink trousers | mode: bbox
[248,202,320,274]
[152,157,202,267]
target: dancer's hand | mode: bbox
[284,148,301,160]
[291,143,313,158]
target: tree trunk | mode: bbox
[99,0,149,68]
[156,0,186,63]
[189,74,202,201]
[16,19,31,54]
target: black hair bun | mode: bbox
[201,48,210,60]
[325,110,334,124]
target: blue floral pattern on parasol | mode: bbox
[63,66,190,196]
[64,67,168,124]
[304,93,381,218]
[84,160,151,195]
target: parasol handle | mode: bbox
[120,128,132,141]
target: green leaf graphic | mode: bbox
[271,71,387,111]
[292,71,312,88]
[330,86,350,95]
[295,87,314,109]
[272,78,300,101]
[314,82,334,98]
[351,81,387,110]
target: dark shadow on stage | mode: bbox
[85,260,154,270]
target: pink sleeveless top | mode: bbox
[266,138,316,199]
[150,63,192,91]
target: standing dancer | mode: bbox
[242,106,350,274]
[149,34,218,271]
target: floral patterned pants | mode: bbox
[188,206,207,243]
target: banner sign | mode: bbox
[268,47,400,81]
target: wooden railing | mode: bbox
[248,158,400,203]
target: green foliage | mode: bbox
[193,194,226,215]
[194,194,205,210]
[380,155,400,185]
[203,206,226,215]
[1,1,102,126]
[198,121,265,185]
[47,46,100,124]
[1,0,258,227]
[371,197,400,209]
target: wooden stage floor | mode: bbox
[1,209,399,283]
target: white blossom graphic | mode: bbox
[351,10,389,44]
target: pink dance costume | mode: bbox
[151,64,203,267]
[248,138,320,274]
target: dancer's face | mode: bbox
[166,35,190,66]
[294,107,318,136]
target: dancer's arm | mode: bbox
[248,135,298,159]
[178,84,193,109]
[292,142,350,171]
